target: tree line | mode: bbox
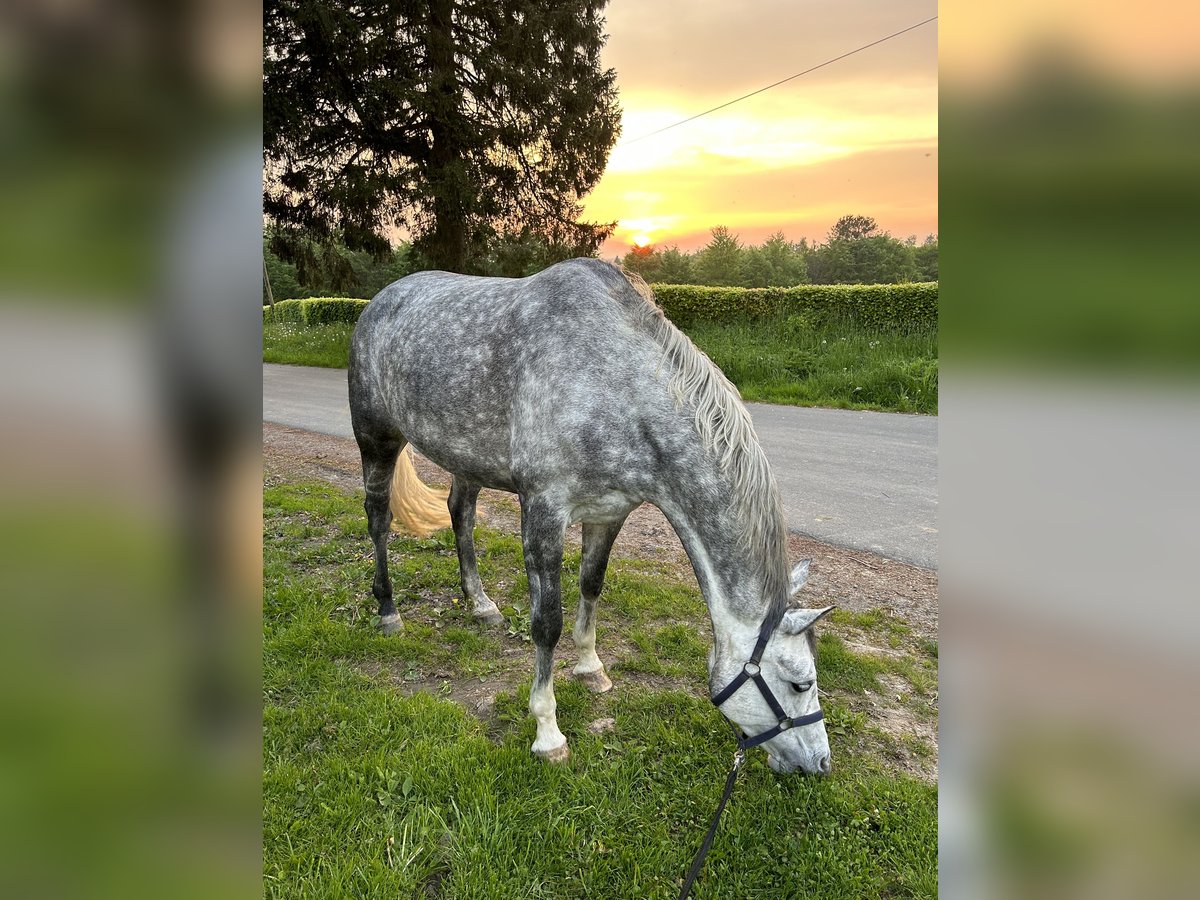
[620,216,937,288]
[263,225,599,302]
[264,214,937,303]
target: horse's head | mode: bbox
[709,560,835,776]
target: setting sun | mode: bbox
[583,3,937,257]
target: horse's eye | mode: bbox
[790,681,814,694]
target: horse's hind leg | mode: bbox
[448,477,504,626]
[520,494,570,763]
[573,519,626,693]
[357,431,405,635]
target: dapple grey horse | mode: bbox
[348,259,833,774]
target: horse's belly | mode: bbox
[406,428,517,492]
[566,491,641,526]
[386,366,519,490]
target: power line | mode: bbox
[617,15,938,147]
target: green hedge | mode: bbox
[263,282,938,329]
[650,282,938,328]
[264,297,369,325]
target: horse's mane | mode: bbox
[609,263,790,618]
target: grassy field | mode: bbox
[263,321,357,369]
[686,316,937,414]
[262,314,937,414]
[264,478,938,898]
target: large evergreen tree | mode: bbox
[264,1,621,273]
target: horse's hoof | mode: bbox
[379,613,404,635]
[576,668,613,693]
[533,742,571,764]
[475,606,505,627]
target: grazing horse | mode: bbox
[348,259,833,774]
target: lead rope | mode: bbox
[678,745,745,900]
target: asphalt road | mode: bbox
[264,364,938,568]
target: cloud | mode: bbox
[603,0,938,99]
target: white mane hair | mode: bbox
[613,265,791,614]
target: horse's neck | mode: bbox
[656,477,771,646]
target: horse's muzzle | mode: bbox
[768,751,831,776]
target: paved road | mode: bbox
[264,364,938,568]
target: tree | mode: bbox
[621,244,662,283]
[263,238,306,302]
[806,240,848,284]
[808,233,917,284]
[263,228,417,301]
[655,245,695,284]
[480,228,579,278]
[914,235,938,281]
[807,216,924,284]
[264,1,621,273]
[741,231,808,287]
[850,235,917,283]
[828,214,879,243]
[740,246,767,287]
[695,226,744,286]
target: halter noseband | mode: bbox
[709,617,823,750]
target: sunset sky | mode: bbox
[583,1,939,256]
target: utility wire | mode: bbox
[618,15,938,146]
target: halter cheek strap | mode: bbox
[709,621,824,750]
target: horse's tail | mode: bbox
[388,445,451,537]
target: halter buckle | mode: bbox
[743,661,761,677]
[779,717,793,731]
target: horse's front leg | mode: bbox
[520,494,570,763]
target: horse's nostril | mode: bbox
[817,753,831,775]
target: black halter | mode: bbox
[709,617,824,750]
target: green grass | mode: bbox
[685,315,938,414]
[265,478,937,898]
[262,313,937,414]
[264,320,357,368]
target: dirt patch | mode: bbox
[264,423,370,493]
[869,673,939,781]
[354,656,518,721]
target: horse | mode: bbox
[348,258,834,775]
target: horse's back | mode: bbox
[349,259,675,493]
[350,269,524,484]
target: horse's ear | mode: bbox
[780,605,835,635]
[789,559,812,596]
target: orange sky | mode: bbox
[583,1,939,256]
[940,1,1200,89]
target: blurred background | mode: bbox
[0,1,261,897]
[0,1,1197,897]
[940,2,1200,898]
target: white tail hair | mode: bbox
[388,446,451,536]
